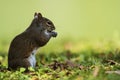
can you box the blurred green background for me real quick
[0,0,120,53]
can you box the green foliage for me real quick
[1,40,120,80]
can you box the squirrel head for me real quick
[27,12,57,38]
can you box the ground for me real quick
[1,40,120,80]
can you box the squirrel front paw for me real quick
[51,31,57,37]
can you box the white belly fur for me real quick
[27,48,37,68]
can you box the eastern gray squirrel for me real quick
[8,12,57,70]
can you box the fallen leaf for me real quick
[93,66,99,77]
[106,71,120,75]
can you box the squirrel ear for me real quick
[34,12,38,19]
[37,13,42,19]
[34,12,42,19]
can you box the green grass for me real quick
[1,39,120,80]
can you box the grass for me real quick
[1,39,120,80]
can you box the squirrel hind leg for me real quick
[8,58,31,71]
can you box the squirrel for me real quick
[8,12,57,70]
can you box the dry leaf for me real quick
[93,66,99,77]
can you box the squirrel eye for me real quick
[46,21,52,26]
